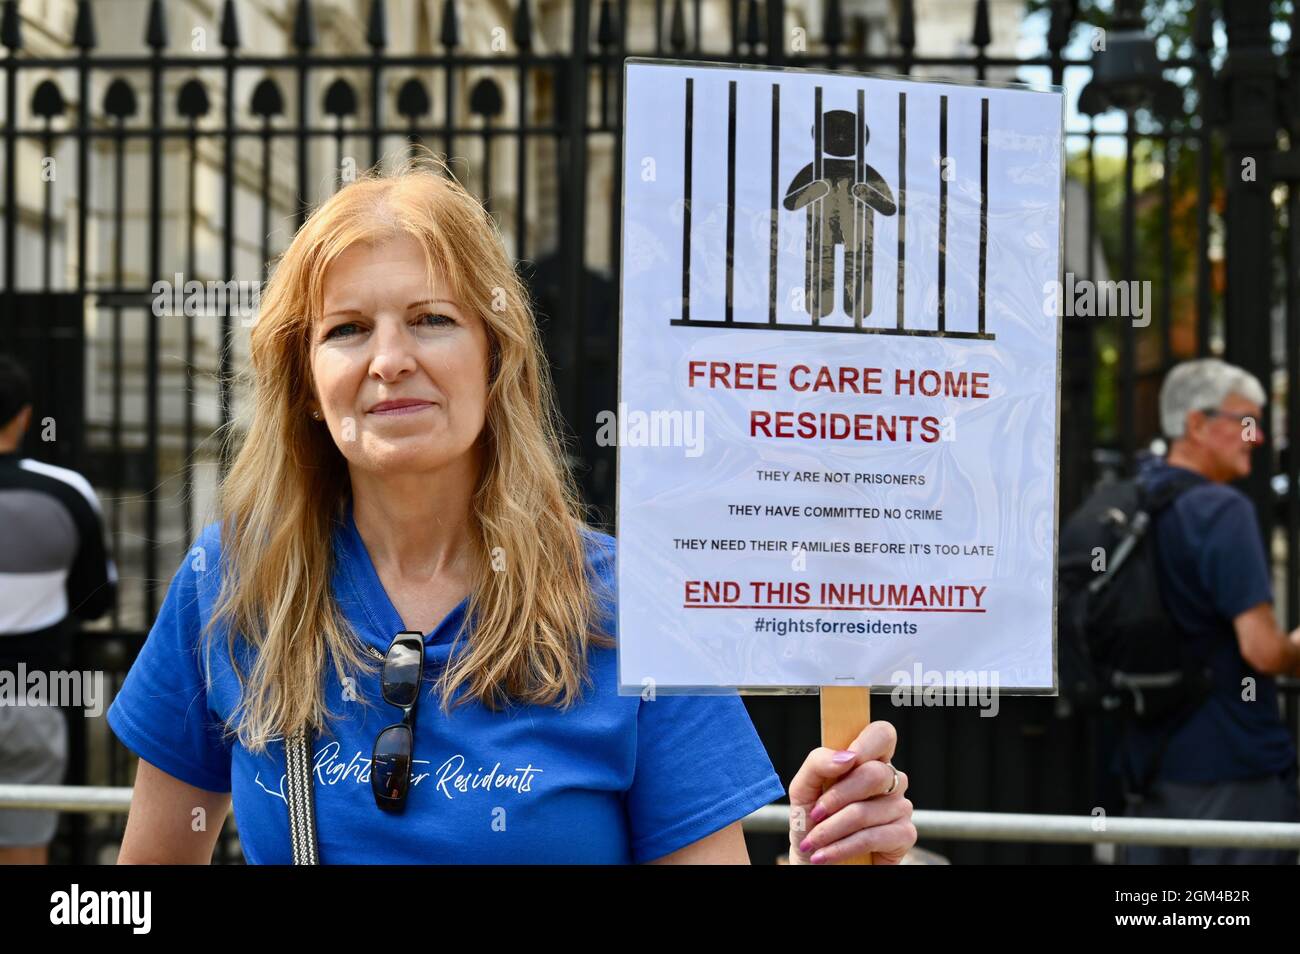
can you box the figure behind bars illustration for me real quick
[783,108,896,321]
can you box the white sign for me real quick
[615,59,1063,693]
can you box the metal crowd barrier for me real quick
[746,805,1300,848]
[4,785,1300,849]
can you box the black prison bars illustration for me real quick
[671,75,994,340]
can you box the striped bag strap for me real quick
[285,725,320,865]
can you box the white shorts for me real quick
[0,697,67,846]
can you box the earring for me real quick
[311,409,322,420]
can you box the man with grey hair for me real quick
[1117,357,1300,863]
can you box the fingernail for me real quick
[810,850,828,864]
[831,750,857,763]
[808,802,827,824]
[799,836,814,853]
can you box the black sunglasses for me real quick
[371,631,425,812]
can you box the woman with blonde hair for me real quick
[108,155,915,864]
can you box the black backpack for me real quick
[1058,473,1214,729]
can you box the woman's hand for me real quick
[787,720,916,865]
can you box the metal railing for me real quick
[6,784,1300,850]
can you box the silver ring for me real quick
[883,763,899,796]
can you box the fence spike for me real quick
[669,0,686,53]
[898,0,915,54]
[853,14,869,55]
[441,0,459,50]
[220,0,241,49]
[1193,0,1214,53]
[743,0,761,50]
[145,0,168,50]
[513,0,533,52]
[293,0,316,51]
[367,0,388,50]
[824,0,844,50]
[972,0,990,50]
[73,0,96,51]
[1047,0,1071,53]
[598,0,617,50]
[1,0,22,51]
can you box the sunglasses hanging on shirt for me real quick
[286,629,428,863]
[372,631,426,812]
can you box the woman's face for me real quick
[310,234,491,478]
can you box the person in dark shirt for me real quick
[1118,358,1300,863]
[0,354,116,864]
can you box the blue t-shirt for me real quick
[1114,457,1296,784]
[107,510,786,863]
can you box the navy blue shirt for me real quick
[107,510,786,863]
[1114,457,1296,784]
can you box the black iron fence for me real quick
[2,0,1298,863]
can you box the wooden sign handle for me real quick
[819,685,873,865]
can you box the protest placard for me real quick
[616,59,1064,703]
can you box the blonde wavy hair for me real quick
[206,153,614,754]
